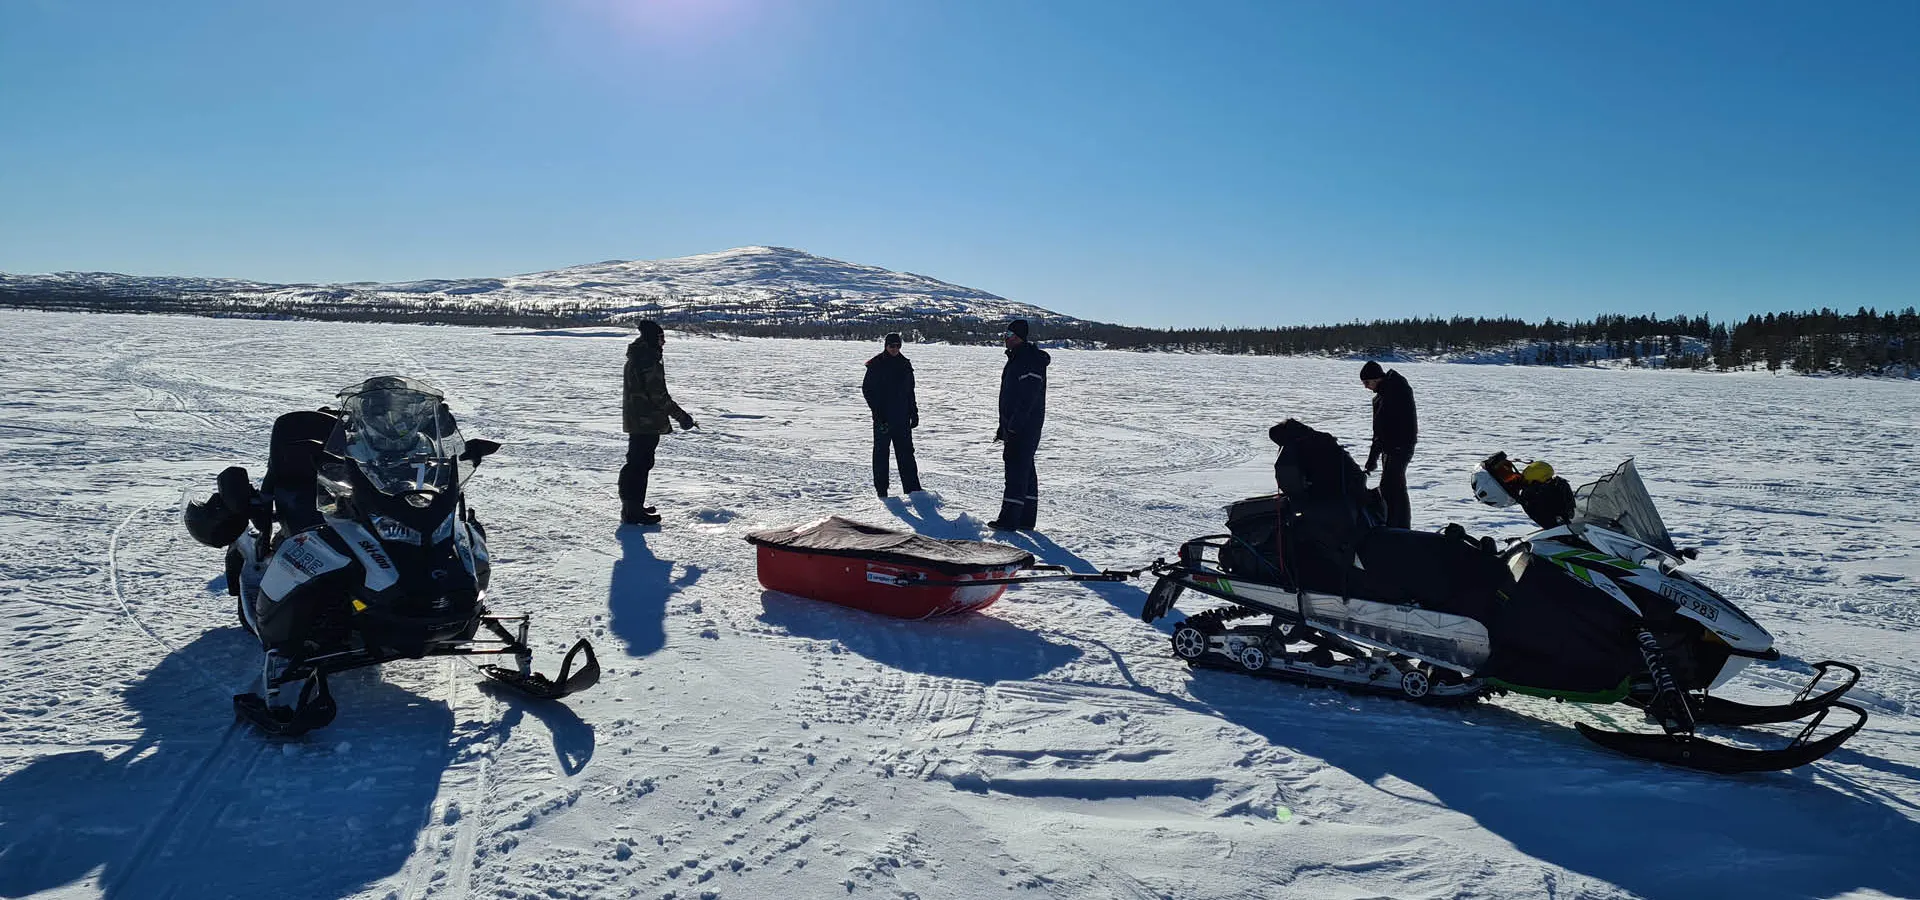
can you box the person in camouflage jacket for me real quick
[620,320,696,525]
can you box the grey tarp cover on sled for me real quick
[746,516,1035,575]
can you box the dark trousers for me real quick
[996,431,1040,528]
[1379,446,1413,529]
[619,432,660,517]
[872,423,922,495]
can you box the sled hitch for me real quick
[885,565,1146,588]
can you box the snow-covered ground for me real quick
[1,309,1916,900]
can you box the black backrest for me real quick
[264,410,339,533]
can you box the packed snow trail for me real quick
[1,310,1916,900]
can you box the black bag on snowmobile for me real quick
[1218,494,1285,579]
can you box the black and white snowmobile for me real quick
[1140,421,1866,773]
[185,376,598,736]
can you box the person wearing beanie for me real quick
[619,319,698,526]
[1360,360,1417,529]
[862,332,923,497]
[989,319,1050,531]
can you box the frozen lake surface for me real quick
[1,309,1915,900]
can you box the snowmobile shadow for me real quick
[608,529,704,658]
[479,683,596,776]
[0,629,453,899]
[1183,672,1920,900]
[755,591,1082,684]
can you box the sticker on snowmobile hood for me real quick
[261,531,351,603]
[329,518,401,594]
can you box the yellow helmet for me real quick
[1521,460,1555,484]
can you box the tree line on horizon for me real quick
[2,284,1914,377]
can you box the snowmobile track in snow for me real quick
[397,661,497,900]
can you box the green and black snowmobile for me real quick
[1141,421,1865,774]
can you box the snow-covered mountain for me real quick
[0,246,1076,327]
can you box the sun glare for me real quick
[567,0,760,47]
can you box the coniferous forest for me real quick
[2,284,1914,377]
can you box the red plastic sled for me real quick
[747,517,1036,619]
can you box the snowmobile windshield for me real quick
[334,376,468,497]
[1572,459,1678,556]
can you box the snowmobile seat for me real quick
[1353,528,1510,621]
[264,409,339,534]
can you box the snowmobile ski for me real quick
[480,638,602,700]
[1687,661,1860,727]
[1574,701,1867,774]
[233,666,338,738]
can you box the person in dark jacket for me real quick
[620,320,696,526]
[862,333,923,498]
[989,319,1050,531]
[1360,360,1417,529]
[1268,418,1378,591]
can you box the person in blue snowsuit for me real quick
[989,319,1050,531]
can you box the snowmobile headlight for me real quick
[372,515,423,544]
[404,492,435,509]
[433,511,457,544]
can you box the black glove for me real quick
[909,413,919,429]
[1364,447,1379,474]
[876,421,889,435]
[993,427,1006,443]
[675,412,697,431]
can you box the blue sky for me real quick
[2,0,1915,327]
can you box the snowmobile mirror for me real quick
[461,439,502,464]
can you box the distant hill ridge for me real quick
[3,249,1915,377]
[0,245,1073,330]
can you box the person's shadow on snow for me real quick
[0,629,453,900]
[881,491,984,541]
[607,527,703,658]
[997,529,1165,627]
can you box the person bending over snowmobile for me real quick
[863,332,923,498]
[1267,418,1385,589]
[621,320,697,526]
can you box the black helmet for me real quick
[185,494,247,548]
